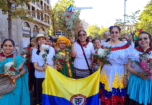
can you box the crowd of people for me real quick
[0,26,152,105]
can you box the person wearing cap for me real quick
[54,37,74,78]
[32,34,55,105]
[46,36,53,47]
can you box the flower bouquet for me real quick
[92,47,112,65]
[40,45,49,66]
[53,52,69,70]
[21,47,30,63]
[53,51,72,77]
[135,53,152,79]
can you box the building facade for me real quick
[0,0,51,49]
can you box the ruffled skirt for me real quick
[100,64,127,105]
[127,74,152,105]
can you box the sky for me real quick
[51,0,150,27]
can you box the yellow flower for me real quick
[59,52,66,56]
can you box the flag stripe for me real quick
[42,93,99,105]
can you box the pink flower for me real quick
[140,60,149,72]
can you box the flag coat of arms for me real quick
[42,66,100,105]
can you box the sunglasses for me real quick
[78,34,86,37]
[110,31,119,34]
[138,37,148,41]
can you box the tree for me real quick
[86,25,100,38]
[135,0,152,33]
[50,0,81,38]
[98,27,109,39]
[73,19,84,37]
[50,0,75,36]
[0,0,39,38]
[115,10,140,34]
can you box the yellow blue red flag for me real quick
[42,66,100,105]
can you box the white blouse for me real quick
[32,47,55,78]
[74,42,94,69]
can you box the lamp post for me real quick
[124,0,127,33]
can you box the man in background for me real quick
[101,32,109,44]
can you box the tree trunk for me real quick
[7,1,12,39]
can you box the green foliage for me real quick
[86,25,100,38]
[136,0,152,33]
[115,10,140,34]
[0,0,38,16]
[49,0,75,36]
[0,0,39,38]
[86,25,108,39]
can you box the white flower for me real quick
[23,54,27,58]
[4,62,14,70]
[41,44,49,50]
[98,48,105,57]
[39,51,45,55]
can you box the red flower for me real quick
[10,67,15,71]
[64,22,66,25]
[95,51,98,53]
[58,59,62,62]
[26,47,31,51]
[138,29,143,32]
[59,16,62,18]
[66,15,70,17]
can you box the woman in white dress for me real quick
[32,34,55,105]
[126,31,152,105]
[100,26,130,105]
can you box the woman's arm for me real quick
[11,66,26,79]
[127,59,149,79]
[70,37,76,57]
[33,62,45,71]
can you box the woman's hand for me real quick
[97,60,103,66]
[123,76,128,87]
[90,63,95,68]
[69,37,75,44]
[11,75,20,80]
[137,72,150,80]
[57,64,62,70]
[43,64,48,71]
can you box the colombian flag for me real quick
[42,66,100,105]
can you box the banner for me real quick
[42,66,100,105]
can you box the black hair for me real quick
[29,37,35,47]
[48,36,53,42]
[138,31,152,46]
[109,26,121,33]
[53,38,58,43]
[1,39,15,48]
[92,38,101,43]
[77,30,89,43]
[36,44,49,55]
[106,38,111,42]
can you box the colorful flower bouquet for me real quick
[135,53,152,79]
[92,47,112,65]
[53,52,69,70]
[4,57,18,76]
